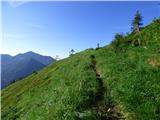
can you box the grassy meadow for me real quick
[1,19,160,120]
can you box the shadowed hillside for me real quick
[1,51,56,89]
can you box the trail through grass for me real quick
[75,55,124,120]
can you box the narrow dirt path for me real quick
[90,55,125,120]
[90,55,105,106]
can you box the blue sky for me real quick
[2,1,159,58]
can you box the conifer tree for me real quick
[131,10,143,33]
[69,49,75,56]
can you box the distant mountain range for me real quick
[1,51,56,89]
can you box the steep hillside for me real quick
[95,19,160,120]
[1,20,160,120]
[1,51,56,89]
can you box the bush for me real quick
[33,71,38,74]
[111,33,125,47]
[111,33,127,52]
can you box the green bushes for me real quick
[111,33,125,47]
[111,33,129,53]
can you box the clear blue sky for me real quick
[2,1,159,58]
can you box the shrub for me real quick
[33,71,38,74]
[111,33,126,52]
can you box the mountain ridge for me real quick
[1,51,56,89]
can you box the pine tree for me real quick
[69,49,75,56]
[96,43,100,50]
[131,10,143,33]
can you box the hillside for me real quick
[1,19,160,120]
[1,51,56,89]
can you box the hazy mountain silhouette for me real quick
[1,51,56,89]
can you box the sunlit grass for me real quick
[2,19,160,120]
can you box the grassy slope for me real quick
[2,20,160,120]
[95,19,160,119]
[2,50,100,120]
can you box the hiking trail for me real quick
[90,55,125,120]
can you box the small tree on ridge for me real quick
[69,49,75,56]
[131,10,143,33]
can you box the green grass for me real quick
[2,19,160,120]
[95,19,160,119]
[2,50,99,120]
[95,46,160,120]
